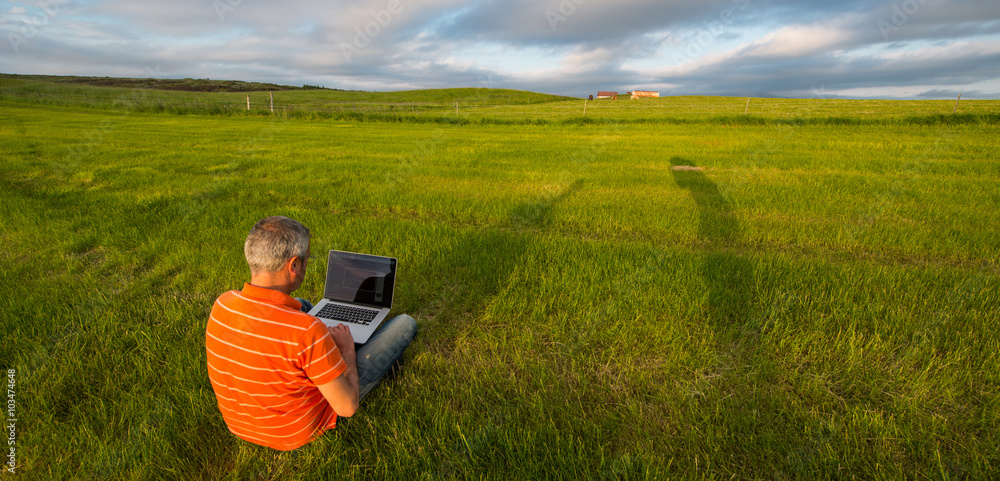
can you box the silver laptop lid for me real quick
[322,250,396,309]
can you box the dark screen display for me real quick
[322,251,396,308]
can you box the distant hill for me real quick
[0,74,576,103]
[0,73,331,93]
[0,73,577,116]
[0,73,576,104]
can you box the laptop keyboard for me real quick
[316,303,379,326]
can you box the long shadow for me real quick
[667,162,855,473]
[669,156,755,329]
[509,179,585,229]
[417,179,586,338]
[430,228,533,323]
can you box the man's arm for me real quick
[317,324,360,417]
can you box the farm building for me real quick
[630,90,659,99]
[596,91,618,99]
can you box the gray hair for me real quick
[244,216,311,275]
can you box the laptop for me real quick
[307,250,397,344]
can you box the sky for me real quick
[2,0,999,98]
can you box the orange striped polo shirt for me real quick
[206,283,347,451]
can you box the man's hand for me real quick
[327,324,356,364]
[317,324,360,417]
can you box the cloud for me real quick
[0,0,998,98]
[736,23,855,58]
[916,88,977,98]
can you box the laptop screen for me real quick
[323,250,396,308]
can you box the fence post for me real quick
[744,97,750,115]
[270,91,274,113]
[246,94,250,111]
[583,98,588,117]
[952,94,961,114]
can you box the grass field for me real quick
[0,74,574,117]
[4,74,999,121]
[1,85,999,479]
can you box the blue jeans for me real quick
[355,314,417,400]
[297,298,417,401]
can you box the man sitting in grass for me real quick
[206,215,417,451]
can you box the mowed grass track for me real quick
[1,102,999,479]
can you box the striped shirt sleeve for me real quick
[299,320,347,386]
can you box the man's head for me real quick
[245,216,312,281]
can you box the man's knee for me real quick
[394,314,417,342]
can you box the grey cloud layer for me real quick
[1,0,998,97]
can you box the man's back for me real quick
[206,283,346,451]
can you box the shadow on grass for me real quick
[428,178,584,325]
[668,157,843,475]
[509,179,585,229]
[407,177,587,376]
[669,156,755,329]
[435,229,534,320]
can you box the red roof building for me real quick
[630,90,660,99]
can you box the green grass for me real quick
[3,74,998,122]
[1,94,999,479]
[0,75,574,117]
